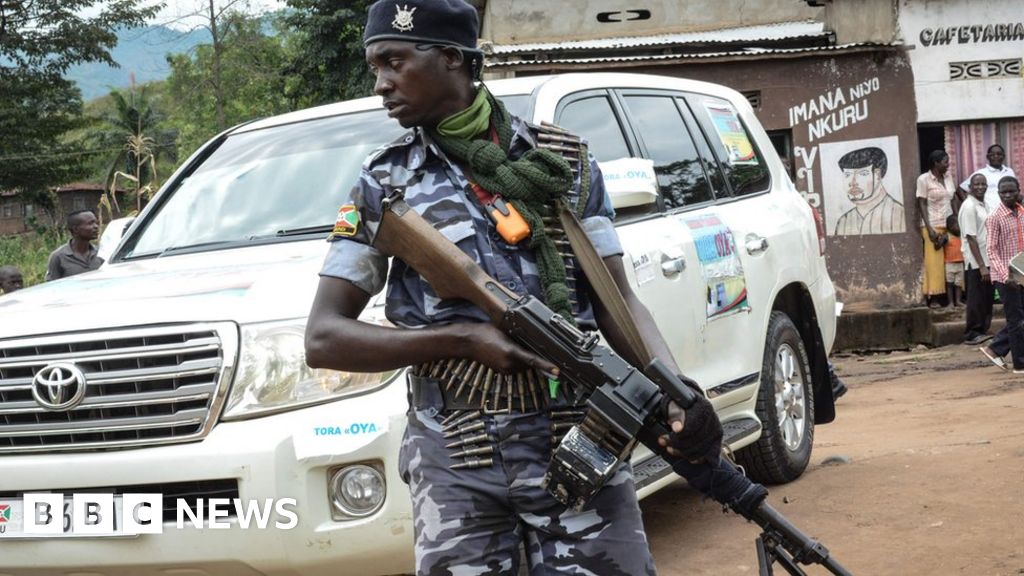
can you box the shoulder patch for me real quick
[330,205,360,238]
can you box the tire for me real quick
[735,311,815,484]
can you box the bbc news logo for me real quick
[0,494,298,536]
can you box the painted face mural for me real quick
[820,136,906,237]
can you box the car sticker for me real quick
[680,213,750,319]
[703,101,758,166]
[630,250,657,286]
[293,419,390,460]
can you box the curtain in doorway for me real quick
[945,119,1024,183]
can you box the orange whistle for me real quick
[488,198,530,244]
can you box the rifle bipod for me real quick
[746,501,852,576]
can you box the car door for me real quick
[615,89,764,392]
[684,94,809,383]
[552,88,754,392]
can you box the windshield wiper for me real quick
[158,239,253,257]
[274,225,334,237]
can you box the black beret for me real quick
[363,0,481,53]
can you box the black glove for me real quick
[664,375,723,463]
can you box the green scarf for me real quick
[437,88,491,139]
[428,88,577,322]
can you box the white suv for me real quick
[0,73,836,575]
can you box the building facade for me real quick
[899,0,1024,189]
[0,183,123,236]
[481,0,924,309]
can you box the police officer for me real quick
[305,1,722,573]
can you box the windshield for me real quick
[121,94,532,260]
[122,108,403,259]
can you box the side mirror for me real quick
[97,217,135,263]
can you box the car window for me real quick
[690,96,771,197]
[620,94,714,210]
[122,109,403,258]
[556,95,631,162]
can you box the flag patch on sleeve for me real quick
[332,204,360,237]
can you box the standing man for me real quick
[304,1,721,573]
[0,265,23,294]
[984,176,1024,374]
[960,144,1016,213]
[834,146,905,236]
[45,209,104,281]
[960,173,993,345]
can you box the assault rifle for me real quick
[373,195,852,576]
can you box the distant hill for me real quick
[67,25,211,101]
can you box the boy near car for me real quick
[960,173,993,344]
[959,144,1016,213]
[943,213,964,308]
[45,209,104,281]
[303,1,722,573]
[983,176,1024,373]
[0,265,23,294]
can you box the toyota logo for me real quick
[32,363,87,411]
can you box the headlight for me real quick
[222,319,400,420]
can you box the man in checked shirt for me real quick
[985,176,1024,373]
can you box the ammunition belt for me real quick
[438,406,587,470]
[411,359,581,413]
[535,121,588,319]
[427,122,592,472]
[410,357,589,471]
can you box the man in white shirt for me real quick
[959,173,993,345]
[960,144,1016,213]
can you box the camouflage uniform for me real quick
[321,116,657,575]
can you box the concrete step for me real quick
[931,317,1007,347]
[835,304,1008,352]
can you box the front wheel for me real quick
[735,311,815,484]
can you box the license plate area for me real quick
[0,494,133,539]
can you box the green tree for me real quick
[0,0,161,214]
[166,11,291,158]
[93,86,178,218]
[280,0,374,109]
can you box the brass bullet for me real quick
[527,370,542,409]
[471,366,492,405]
[457,362,483,398]
[516,373,527,412]
[445,432,491,449]
[450,457,493,470]
[550,410,586,419]
[443,420,485,439]
[441,410,481,432]
[450,445,495,459]
[439,409,465,427]
[551,422,575,433]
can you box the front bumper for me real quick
[0,379,415,576]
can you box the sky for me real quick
[81,0,286,30]
[154,0,285,30]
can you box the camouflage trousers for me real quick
[399,378,657,576]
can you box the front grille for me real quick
[0,323,238,453]
[0,479,240,523]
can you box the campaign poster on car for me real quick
[682,213,749,319]
[703,101,757,165]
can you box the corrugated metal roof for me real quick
[485,42,900,68]
[486,20,827,55]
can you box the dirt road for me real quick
[642,344,1024,575]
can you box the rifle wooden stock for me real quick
[372,199,519,324]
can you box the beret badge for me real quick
[392,4,416,32]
